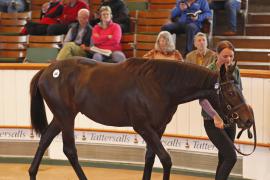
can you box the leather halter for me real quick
[215,80,257,156]
[214,80,247,128]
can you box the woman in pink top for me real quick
[91,6,126,63]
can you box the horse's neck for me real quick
[125,59,218,104]
[169,67,218,105]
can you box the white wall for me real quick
[0,69,269,143]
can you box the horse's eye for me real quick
[228,92,234,96]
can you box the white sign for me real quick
[0,128,220,154]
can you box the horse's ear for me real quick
[220,64,227,81]
[227,59,237,76]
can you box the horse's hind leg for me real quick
[62,124,87,180]
[136,126,171,180]
[29,118,61,180]
[143,145,155,180]
[143,127,166,180]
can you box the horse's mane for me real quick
[124,58,218,90]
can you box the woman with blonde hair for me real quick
[91,6,126,63]
[143,31,183,61]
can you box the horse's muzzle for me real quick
[236,118,253,129]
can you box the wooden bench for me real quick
[148,0,175,10]
[136,10,171,34]
[29,0,48,11]
[24,35,64,63]
[30,10,41,23]
[0,19,27,26]
[213,36,270,70]
[0,11,31,20]
[211,0,248,35]
[0,26,24,35]
[27,35,64,48]
[134,34,157,57]
[0,11,31,35]
[121,33,135,58]
[213,35,270,49]
[0,35,27,62]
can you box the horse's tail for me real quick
[30,69,48,135]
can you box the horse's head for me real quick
[217,61,254,131]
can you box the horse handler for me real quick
[200,40,242,180]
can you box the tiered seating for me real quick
[0,34,64,63]
[0,12,31,35]
[212,0,248,35]
[134,34,156,57]
[211,1,270,70]
[2,0,266,70]
[148,0,175,10]
[136,10,170,34]
[0,35,27,62]
[24,35,64,63]
[121,34,135,58]
[27,35,63,48]
[128,10,170,57]
[89,0,101,14]
[246,13,270,36]
[30,10,41,23]
[29,0,48,11]
[213,36,270,70]
[126,0,148,11]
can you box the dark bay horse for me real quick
[29,57,254,180]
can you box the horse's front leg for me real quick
[136,125,171,180]
[29,118,61,180]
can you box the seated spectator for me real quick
[21,0,63,35]
[143,31,183,61]
[89,0,130,33]
[161,0,212,54]
[91,6,126,63]
[47,0,89,35]
[56,9,92,60]
[185,32,216,66]
[208,0,241,36]
[0,0,27,13]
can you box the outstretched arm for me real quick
[199,99,224,129]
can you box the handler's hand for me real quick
[213,114,224,129]
[80,44,89,51]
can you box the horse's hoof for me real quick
[30,176,36,180]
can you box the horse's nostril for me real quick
[246,119,253,127]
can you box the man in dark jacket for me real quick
[47,0,89,35]
[56,8,93,60]
[90,0,130,33]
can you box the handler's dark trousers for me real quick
[204,120,237,180]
